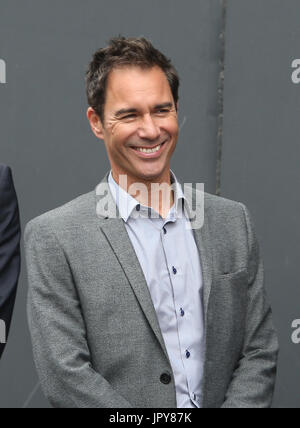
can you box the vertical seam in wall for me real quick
[216,0,227,196]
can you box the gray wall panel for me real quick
[221,0,300,408]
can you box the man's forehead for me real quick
[106,66,171,96]
[103,66,174,118]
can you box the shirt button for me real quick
[172,266,177,274]
[186,350,191,359]
[180,308,185,317]
[136,204,141,211]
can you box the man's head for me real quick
[86,37,180,186]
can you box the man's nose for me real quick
[137,114,160,141]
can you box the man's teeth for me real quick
[136,144,162,153]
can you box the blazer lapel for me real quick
[95,172,171,363]
[192,218,213,324]
[184,184,213,324]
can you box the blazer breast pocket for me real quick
[218,267,248,280]
[216,268,248,311]
[209,268,249,356]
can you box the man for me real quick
[24,37,279,408]
[0,164,21,359]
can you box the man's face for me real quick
[88,66,179,184]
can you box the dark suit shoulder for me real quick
[0,164,12,187]
[0,163,9,172]
[0,165,18,213]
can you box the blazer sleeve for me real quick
[24,219,133,408]
[222,203,279,408]
[0,166,21,359]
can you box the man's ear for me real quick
[87,107,105,140]
[176,101,179,112]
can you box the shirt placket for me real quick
[160,217,200,408]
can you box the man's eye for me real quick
[122,114,136,119]
[157,109,170,114]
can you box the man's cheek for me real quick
[107,120,121,135]
[167,114,179,132]
[108,120,135,137]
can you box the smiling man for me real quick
[24,37,279,408]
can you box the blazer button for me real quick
[160,373,171,384]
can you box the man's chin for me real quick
[132,166,167,182]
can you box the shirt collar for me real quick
[108,169,187,223]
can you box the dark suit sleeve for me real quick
[0,166,21,359]
[222,204,279,408]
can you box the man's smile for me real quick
[129,139,168,158]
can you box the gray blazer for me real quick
[24,171,279,408]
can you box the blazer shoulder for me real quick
[24,190,95,238]
[185,183,244,211]
[204,191,245,210]
[0,165,17,209]
[202,191,247,224]
[0,164,12,182]
[0,163,9,171]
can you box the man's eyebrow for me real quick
[114,108,138,118]
[153,102,174,110]
[114,103,174,118]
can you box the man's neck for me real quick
[112,169,175,219]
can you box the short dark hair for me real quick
[85,36,180,124]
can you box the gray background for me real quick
[221,0,300,408]
[0,0,298,407]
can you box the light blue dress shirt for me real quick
[108,169,205,408]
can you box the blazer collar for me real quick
[107,168,189,223]
[95,170,199,225]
